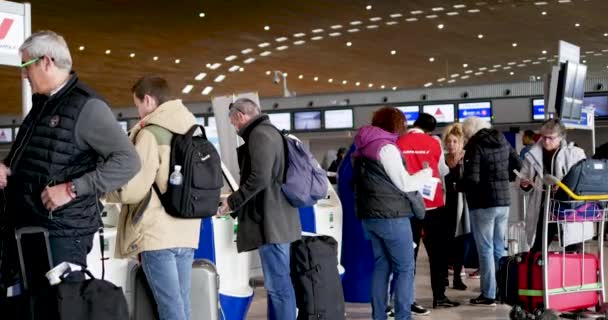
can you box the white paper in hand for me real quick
[419,177,440,201]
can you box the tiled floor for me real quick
[247,246,512,319]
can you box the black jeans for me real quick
[48,234,94,282]
[412,207,449,300]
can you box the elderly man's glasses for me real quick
[20,57,42,68]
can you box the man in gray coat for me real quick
[219,98,301,320]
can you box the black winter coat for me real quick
[461,128,521,209]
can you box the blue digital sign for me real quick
[457,102,492,122]
[532,99,545,120]
[396,106,419,125]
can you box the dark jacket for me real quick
[461,128,521,209]
[5,75,102,237]
[227,115,301,252]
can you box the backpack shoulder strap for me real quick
[261,123,289,183]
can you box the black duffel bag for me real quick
[554,158,608,200]
[290,235,345,320]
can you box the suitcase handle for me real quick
[15,226,50,240]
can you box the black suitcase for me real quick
[496,253,525,306]
[290,235,345,320]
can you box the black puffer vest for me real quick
[5,74,101,237]
[353,157,414,219]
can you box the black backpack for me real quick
[554,158,608,200]
[290,235,345,320]
[148,124,223,218]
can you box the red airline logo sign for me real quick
[0,18,15,40]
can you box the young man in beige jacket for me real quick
[107,76,200,320]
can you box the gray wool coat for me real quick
[227,115,302,252]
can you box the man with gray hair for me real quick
[0,30,139,286]
[458,116,520,306]
[219,98,301,320]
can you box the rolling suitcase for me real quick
[496,253,525,306]
[131,259,219,320]
[518,252,599,313]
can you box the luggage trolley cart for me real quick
[511,174,608,320]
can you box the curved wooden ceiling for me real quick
[0,0,607,114]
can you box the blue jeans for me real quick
[141,248,195,320]
[470,207,509,299]
[259,243,297,320]
[362,217,415,320]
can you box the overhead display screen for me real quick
[268,113,292,131]
[324,109,353,129]
[458,102,492,122]
[422,104,455,123]
[294,111,321,130]
[396,106,419,125]
[582,95,608,118]
[532,99,545,120]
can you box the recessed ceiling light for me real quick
[294,40,306,45]
[355,82,360,86]
[604,33,608,37]
[350,21,362,25]
[542,50,547,54]
[451,73,460,78]
[258,42,270,48]
[479,67,487,71]
[199,12,205,18]
[463,63,468,68]
[429,57,435,62]
[477,34,484,39]
[411,10,424,15]
[275,37,288,42]
[541,11,547,15]
[208,63,221,70]
[312,29,324,33]
[406,18,418,22]
[468,9,480,13]
[214,75,226,83]
[392,86,397,91]
[437,24,444,29]
[329,32,341,37]
[276,45,289,51]
[447,12,459,16]
[129,53,135,58]
[264,25,270,31]
[390,50,397,55]
[260,51,272,56]
[369,17,382,22]
[244,57,255,64]
[380,85,385,89]
[202,86,213,95]
[534,1,548,5]
[182,85,193,94]
[390,13,403,18]
[298,75,303,79]
[454,4,466,8]
[426,15,439,19]
[153,56,158,61]
[424,82,433,87]
[386,21,399,26]
[241,48,253,54]
[448,79,456,83]
[174,59,180,64]
[195,73,207,81]
[537,76,542,80]
[342,80,348,85]
[575,23,580,28]
[328,78,333,83]
[311,36,323,41]
[366,5,372,10]
[432,7,444,11]
[512,43,518,47]
[314,76,319,81]
[105,49,111,55]
[348,28,360,33]
[239,68,244,72]
[368,83,374,88]
[366,25,379,29]
[331,25,343,29]
[460,75,470,80]
[583,60,587,63]
[294,33,306,38]
[474,72,484,76]
[228,65,240,72]
[346,41,352,47]
[437,78,446,82]
[266,70,271,75]
[78,46,85,51]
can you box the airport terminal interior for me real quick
[4,0,608,319]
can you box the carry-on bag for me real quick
[497,253,525,306]
[291,235,345,320]
[517,252,599,313]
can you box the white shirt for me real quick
[378,144,432,193]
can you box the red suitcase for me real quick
[518,252,600,313]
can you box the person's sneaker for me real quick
[469,294,496,306]
[411,302,431,316]
[386,309,395,320]
[448,266,454,275]
[453,280,468,290]
[468,269,481,279]
[433,297,461,308]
